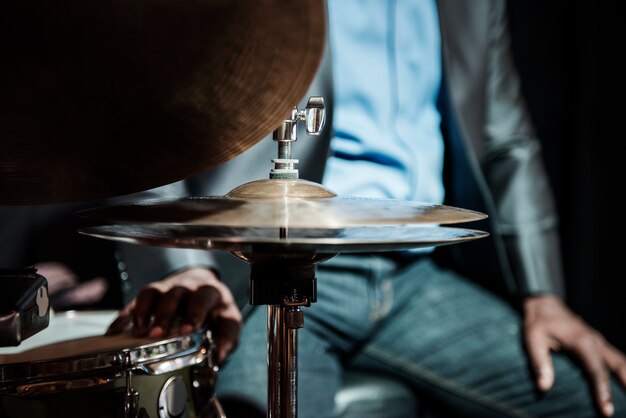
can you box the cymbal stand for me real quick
[248,97,325,418]
[249,258,320,418]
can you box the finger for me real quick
[132,287,161,337]
[214,323,241,364]
[525,327,555,391]
[106,313,132,335]
[167,321,182,338]
[149,287,189,339]
[603,343,626,389]
[575,336,613,416]
[106,300,136,335]
[211,303,242,364]
[180,286,221,335]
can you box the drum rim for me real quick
[0,328,213,385]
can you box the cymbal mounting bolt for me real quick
[271,97,325,180]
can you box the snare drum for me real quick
[0,311,224,418]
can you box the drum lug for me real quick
[191,364,217,414]
[120,352,140,418]
[124,388,140,418]
[113,386,141,418]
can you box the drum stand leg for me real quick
[249,259,318,418]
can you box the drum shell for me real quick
[0,368,219,418]
[0,366,217,418]
[0,311,221,418]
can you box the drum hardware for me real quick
[121,352,141,418]
[271,96,326,180]
[158,376,189,418]
[260,262,316,418]
[78,96,489,418]
[0,268,50,347]
[191,364,221,418]
[242,98,327,417]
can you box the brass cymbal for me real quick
[79,179,488,257]
[79,224,489,255]
[78,180,488,228]
[0,1,325,205]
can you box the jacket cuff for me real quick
[502,228,565,299]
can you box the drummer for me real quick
[107,2,626,418]
[4,1,624,418]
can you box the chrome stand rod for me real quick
[250,259,316,418]
[267,305,301,418]
[268,305,282,418]
[285,307,299,417]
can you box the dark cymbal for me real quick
[78,180,488,228]
[0,0,325,205]
[79,224,489,255]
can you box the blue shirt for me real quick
[324,0,444,204]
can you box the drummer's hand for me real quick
[523,294,626,417]
[107,267,241,364]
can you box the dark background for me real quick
[508,1,624,350]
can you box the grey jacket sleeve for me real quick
[481,0,565,297]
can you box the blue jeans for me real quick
[216,255,626,417]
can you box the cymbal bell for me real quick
[0,0,325,205]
